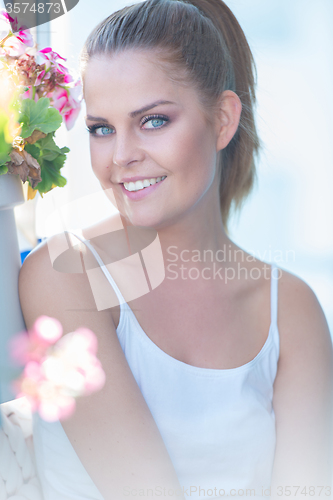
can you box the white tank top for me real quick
[32,232,280,500]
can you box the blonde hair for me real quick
[80,0,260,234]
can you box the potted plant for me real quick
[0,9,82,403]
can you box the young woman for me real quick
[19,0,333,499]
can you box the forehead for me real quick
[83,49,200,112]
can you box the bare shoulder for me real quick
[18,233,117,338]
[272,265,333,430]
[19,238,181,496]
[18,233,133,397]
[275,266,332,358]
[270,270,333,487]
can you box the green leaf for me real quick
[0,136,11,155]
[0,152,10,166]
[0,164,9,175]
[37,133,65,161]
[0,112,12,156]
[19,98,63,138]
[0,139,10,154]
[37,159,67,193]
[33,132,69,193]
[48,152,67,171]
[24,143,40,160]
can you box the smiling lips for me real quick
[123,176,167,192]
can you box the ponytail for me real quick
[187,0,260,233]
[80,0,260,233]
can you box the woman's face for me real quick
[83,49,221,229]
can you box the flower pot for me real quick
[0,173,26,404]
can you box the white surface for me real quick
[0,175,26,404]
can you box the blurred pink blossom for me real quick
[2,10,29,33]
[0,33,31,57]
[0,9,82,132]
[0,9,34,57]
[39,47,69,75]
[9,317,106,422]
[51,81,83,130]
[9,316,63,365]
[15,30,33,47]
[20,86,40,101]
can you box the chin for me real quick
[120,209,162,229]
[125,206,181,231]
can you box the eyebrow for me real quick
[86,100,175,122]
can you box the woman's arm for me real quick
[271,269,333,500]
[19,235,184,500]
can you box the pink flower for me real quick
[9,316,63,365]
[1,34,27,57]
[2,10,22,31]
[63,105,81,131]
[16,29,33,48]
[0,9,34,42]
[0,9,34,56]
[9,316,105,422]
[31,316,63,346]
[38,48,77,98]
[63,72,74,84]
[20,85,39,101]
[39,393,76,421]
[1,9,15,26]
[39,47,68,74]
[39,47,66,61]
[51,86,68,112]
[2,11,33,45]
[35,69,46,86]
[51,81,82,130]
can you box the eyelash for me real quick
[86,114,170,137]
[86,124,112,136]
[140,114,169,128]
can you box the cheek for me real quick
[90,141,111,180]
[173,123,216,181]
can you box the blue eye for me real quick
[87,125,113,136]
[97,126,113,136]
[141,115,169,130]
[87,114,169,136]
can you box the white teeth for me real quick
[124,176,166,192]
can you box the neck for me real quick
[157,208,231,268]
[121,186,234,271]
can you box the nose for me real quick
[112,129,144,167]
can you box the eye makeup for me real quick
[140,114,170,129]
[86,114,170,137]
[86,124,113,136]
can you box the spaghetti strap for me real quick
[66,230,128,307]
[270,263,279,327]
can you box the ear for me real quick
[215,90,242,152]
